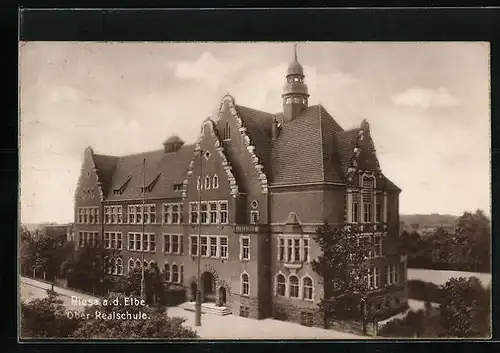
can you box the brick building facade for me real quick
[73,48,408,326]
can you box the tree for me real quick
[449,210,490,272]
[62,244,119,295]
[123,264,166,305]
[20,290,79,338]
[439,276,490,338]
[71,294,198,339]
[312,222,372,324]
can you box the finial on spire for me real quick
[294,43,298,61]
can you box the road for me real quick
[20,277,366,340]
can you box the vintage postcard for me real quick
[19,41,491,340]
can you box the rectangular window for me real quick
[164,234,170,253]
[293,239,300,262]
[149,205,156,224]
[110,233,116,249]
[387,264,399,285]
[163,204,171,224]
[172,235,179,254]
[136,205,142,224]
[190,235,199,256]
[210,237,218,257]
[128,206,135,224]
[367,267,380,290]
[200,236,208,257]
[278,238,285,261]
[201,203,208,224]
[362,176,374,223]
[373,235,382,257]
[189,202,198,224]
[363,202,372,223]
[287,239,293,262]
[135,233,141,251]
[104,233,110,249]
[172,204,180,224]
[219,201,228,224]
[173,183,183,191]
[143,233,149,252]
[352,193,360,223]
[375,194,382,223]
[220,237,228,259]
[78,232,84,247]
[209,202,218,223]
[117,233,122,250]
[78,207,99,224]
[150,234,156,252]
[241,237,250,260]
[303,239,310,262]
[250,211,259,224]
[129,233,134,251]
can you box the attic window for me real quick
[141,174,161,193]
[173,183,183,192]
[113,190,123,196]
[204,151,211,160]
[223,122,231,140]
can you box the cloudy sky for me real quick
[19,42,490,224]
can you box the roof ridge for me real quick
[235,104,275,117]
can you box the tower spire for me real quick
[282,44,309,122]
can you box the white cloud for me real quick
[391,87,460,109]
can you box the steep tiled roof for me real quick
[269,104,346,185]
[89,98,400,199]
[234,105,274,178]
[94,144,196,201]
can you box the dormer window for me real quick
[173,183,183,192]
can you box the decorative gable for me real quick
[345,120,382,184]
[182,118,239,198]
[75,146,105,203]
[219,94,269,194]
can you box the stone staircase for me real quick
[179,301,232,316]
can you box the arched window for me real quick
[197,176,201,190]
[276,274,286,296]
[303,277,313,300]
[204,176,211,190]
[143,260,148,268]
[213,175,219,189]
[164,264,170,282]
[115,258,123,275]
[135,259,141,268]
[128,259,135,273]
[289,275,299,298]
[110,258,116,275]
[172,264,179,283]
[224,121,231,140]
[241,273,249,296]
[179,265,184,284]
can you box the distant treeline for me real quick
[400,210,490,273]
[400,214,458,227]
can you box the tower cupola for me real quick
[282,44,309,122]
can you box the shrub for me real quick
[407,280,443,304]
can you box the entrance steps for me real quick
[179,301,232,316]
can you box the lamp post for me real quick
[360,298,367,335]
[195,148,203,327]
[140,158,146,302]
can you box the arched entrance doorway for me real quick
[218,286,227,306]
[201,272,215,302]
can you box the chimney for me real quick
[272,116,280,141]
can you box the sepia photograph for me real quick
[19,41,491,340]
